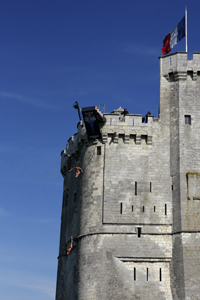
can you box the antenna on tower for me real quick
[73,101,82,122]
[98,104,106,114]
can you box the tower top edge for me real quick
[159,51,200,60]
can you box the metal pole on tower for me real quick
[185,5,188,53]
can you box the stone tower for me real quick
[56,52,200,300]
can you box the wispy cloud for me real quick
[122,42,159,56]
[28,218,57,224]
[0,270,55,299]
[0,207,9,217]
[0,91,58,110]
[21,282,55,299]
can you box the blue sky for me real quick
[0,0,199,299]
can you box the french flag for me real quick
[162,16,185,55]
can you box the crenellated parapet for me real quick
[61,110,155,175]
[60,121,88,176]
[160,52,200,81]
[101,111,154,145]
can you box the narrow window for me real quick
[187,70,193,80]
[134,268,136,281]
[171,185,173,191]
[142,206,145,212]
[97,146,101,155]
[147,268,149,281]
[73,193,76,202]
[74,266,76,283]
[133,119,134,126]
[135,182,137,195]
[150,182,152,193]
[185,115,191,125]
[154,206,156,212]
[137,227,141,238]
[169,72,174,82]
[132,205,134,211]
[165,204,167,215]
[120,203,122,214]
[160,268,162,281]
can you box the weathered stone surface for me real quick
[56,52,200,300]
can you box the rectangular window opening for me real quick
[135,182,137,195]
[134,268,136,281]
[171,185,173,191]
[137,227,141,238]
[165,204,167,215]
[185,115,191,125]
[97,146,101,155]
[154,206,156,212]
[147,268,149,281]
[187,70,193,80]
[73,193,76,202]
[120,203,123,214]
[160,268,162,281]
[142,206,145,212]
[132,205,134,212]
[150,182,152,193]
[169,72,174,82]
[74,266,76,283]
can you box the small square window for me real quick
[185,115,191,125]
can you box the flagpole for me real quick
[185,5,188,53]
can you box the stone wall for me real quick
[56,52,200,300]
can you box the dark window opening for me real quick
[119,134,124,142]
[187,70,193,80]
[150,182,152,193]
[165,204,167,215]
[132,205,134,211]
[169,72,174,82]
[154,206,156,212]
[160,268,162,281]
[147,268,149,281]
[135,182,137,195]
[74,266,76,283]
[97,146,101,155]
[142,206,145,212]
[134,268,136,281]
[171,185,173,191]
[73,193,76,202]
[185,115,191,125]
[137,227,142,238]
[120,203,123,214]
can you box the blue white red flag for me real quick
[162,16,185,55]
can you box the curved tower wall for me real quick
[56,52,200,300]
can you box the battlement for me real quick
[160,52,200,81]
[60,108,156,175]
